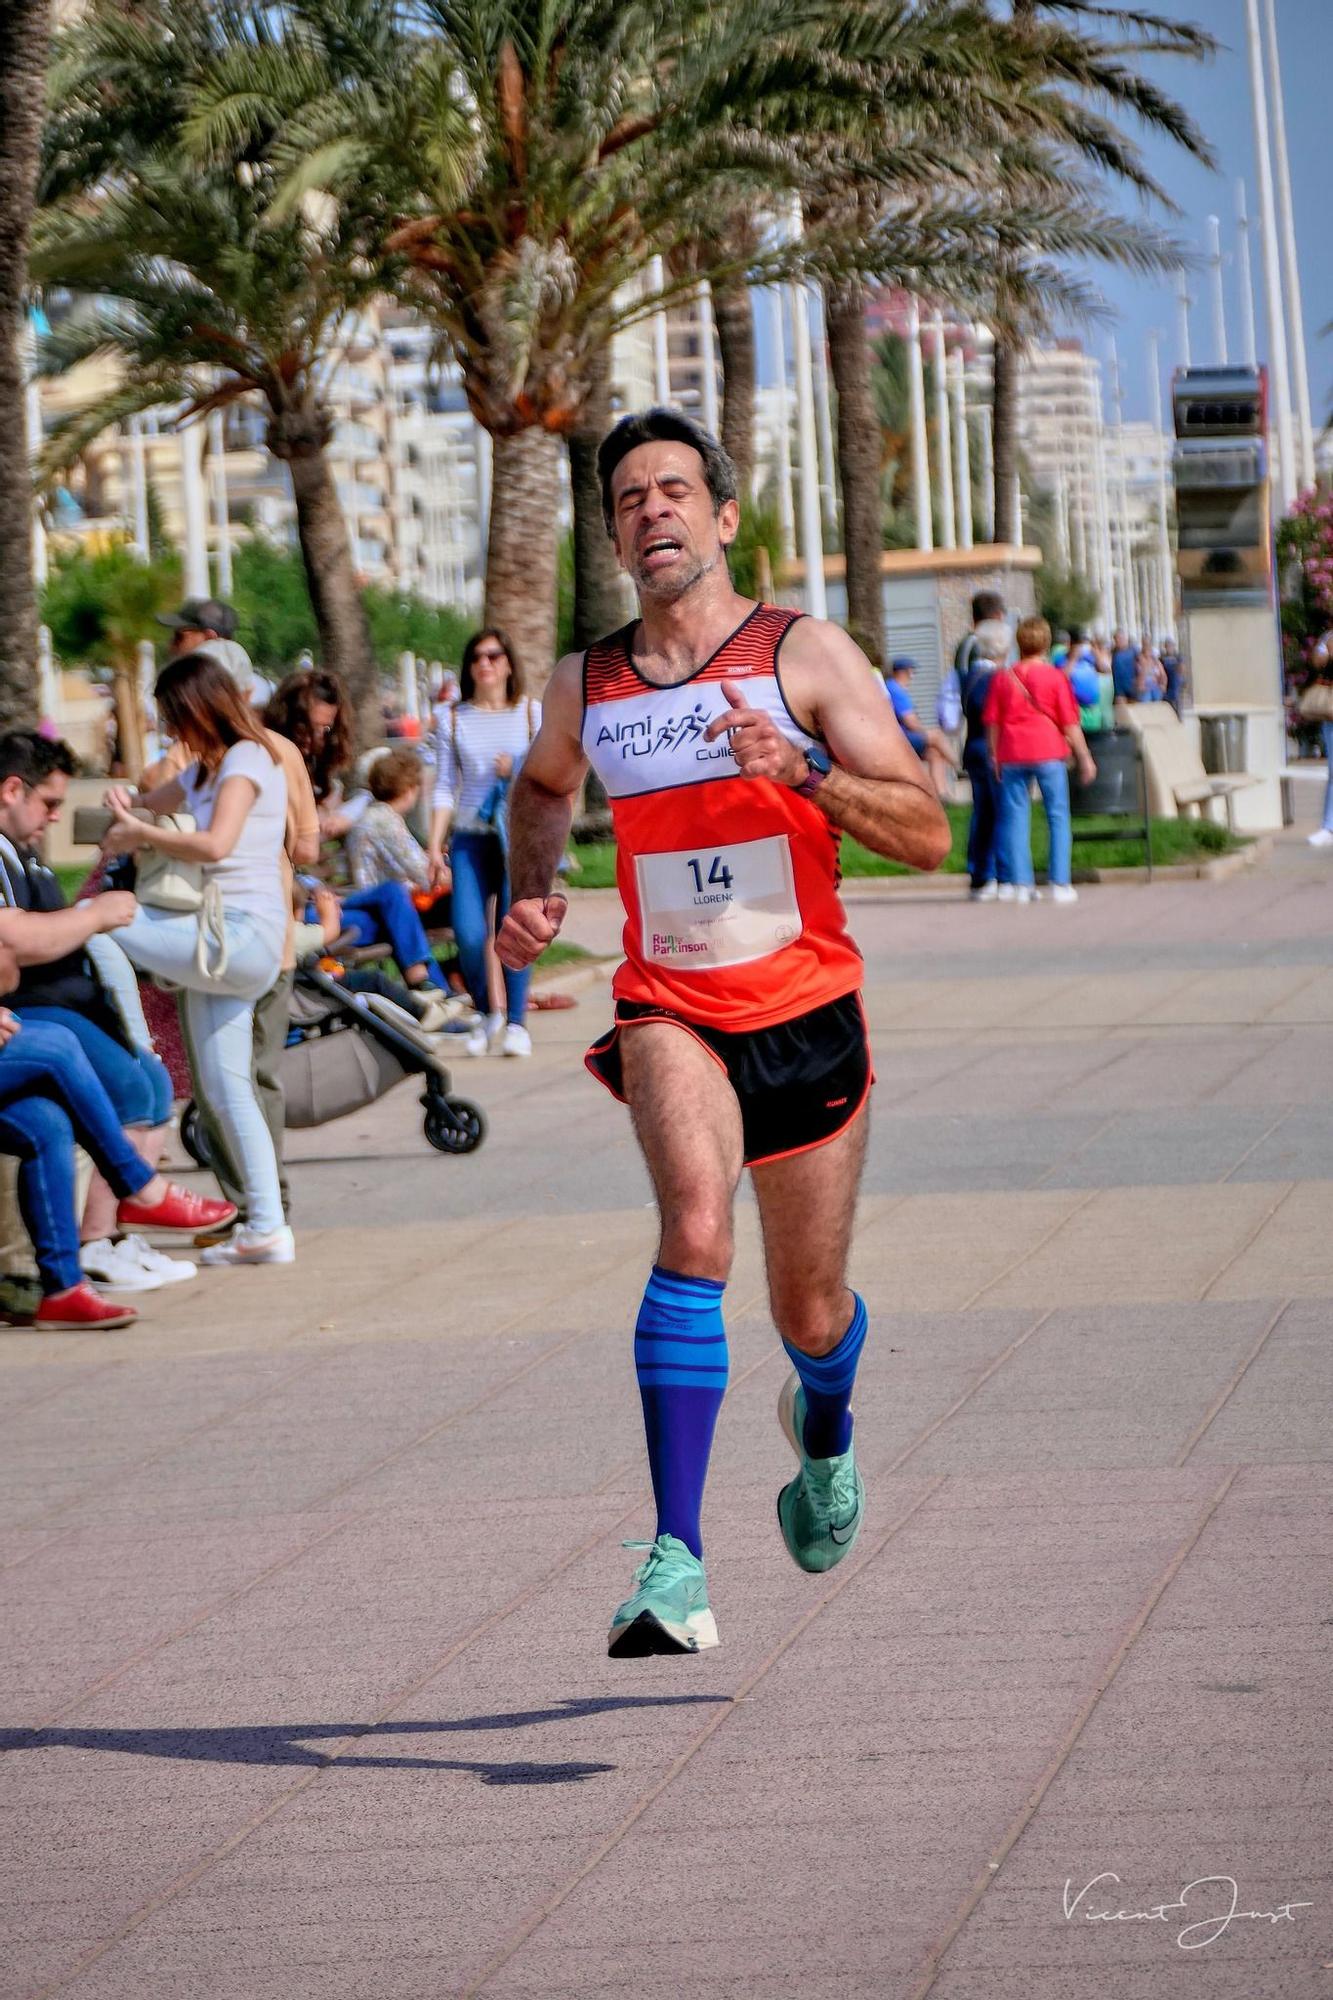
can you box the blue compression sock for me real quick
[782,1292,868,1459]
[634,1265,729,1560]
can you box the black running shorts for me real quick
[585,991,872,1167]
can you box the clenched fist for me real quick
[496,893,568,970]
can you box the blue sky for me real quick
[1092,0,1331,426]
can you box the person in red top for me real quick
[496,408,950,1657]
[984,615,1096,906]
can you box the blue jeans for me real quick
[17,1007,172,1127]
[117,904,286,1236]
[340,882,448,990]
[450,829,529,1024]
[999,760,1073,888]
[0,1021,155,1292]
[964,749,1007,888]
[1321,722,1333,833]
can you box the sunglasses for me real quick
[473,647,507,663]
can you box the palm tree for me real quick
[194,0,972,680]
[32,0,395,744]
[988,0,1215,545]
[0,0,52,728]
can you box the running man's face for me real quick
[609,441,740,605]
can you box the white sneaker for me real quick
[463,1020,491,1058]
[969,881,998,903]
[1308,828,1333,848]
[1015,886,1041,904]
[484,1009,507,1054]
[1051,884,1079,905]
[500,1022,532,1058]
[199,1225,296,1267]
[118,1235,197,1285]
[995,883,1017,903]
[81,1236,165,1293]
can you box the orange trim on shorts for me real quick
[582,1008,729,1106]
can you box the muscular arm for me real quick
[496,654,589,967]
[709,619,951,871]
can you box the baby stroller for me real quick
[178,958,486,1168]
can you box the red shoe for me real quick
[35,1282,138,1332]
[117,1184,238,1235]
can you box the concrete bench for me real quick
[1117,706,1259,833]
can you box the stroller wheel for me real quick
[423,1097,486,1155]
[178,1100,213,1170]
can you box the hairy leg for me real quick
[621,1022,744,1280]
[751,1105,869,1354]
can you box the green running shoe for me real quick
[607,1534,720,1657]
[776,1373,865,1573]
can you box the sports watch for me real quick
[794,743,833,798]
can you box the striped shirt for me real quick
[430,700,540,830]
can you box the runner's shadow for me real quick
[0,1694,729,1788]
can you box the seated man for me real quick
[0,731,186,1292]
[882,658,958,801]
[0,940,235,1330]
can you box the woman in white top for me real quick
[104,652,293,1265]
[427,629,541,1057]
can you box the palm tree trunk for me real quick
[713,277,756,497]
[825,275,884,666]
[485,427,562,687]
[284,445,381,749]
[991,331,1020,546]
[568,344,626,648]
[0,0,50,730]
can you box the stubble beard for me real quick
[630,542,724,608]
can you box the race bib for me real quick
[636,836,802,971]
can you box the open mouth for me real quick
[639,536,684,570]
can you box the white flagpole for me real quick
[767,286,796,562]
[788,271,826,618]
[1235,179,1259,370]
[1148,330,1174,652]
[649,256,671,404]
[809,286,837,531]
[129,416,150,560]
[907,300,933,552]
[1176,269,1193,370]
[1244,0,1296,513]
[1206,215,1228,363]
[178,420,210,598]
[697,284,720,437]
[208,409,232,596]
[930,311,956,548]
[1262,0,1315,492]
[951,347,973,548]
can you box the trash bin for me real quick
[1069,727,1141,815]
[1199,713,1246,774]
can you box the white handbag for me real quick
[135,814,204,913]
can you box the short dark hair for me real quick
[0,730,77,788]
[972,591,1005,625]
[597,408,737,534]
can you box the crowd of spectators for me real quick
[0,595,539,1330]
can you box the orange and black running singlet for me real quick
[581,602,863,1032]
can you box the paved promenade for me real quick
[3,832,1332,1998]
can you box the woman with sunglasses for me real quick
[427,629,540,1057]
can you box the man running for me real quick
[497,410,949,1656]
